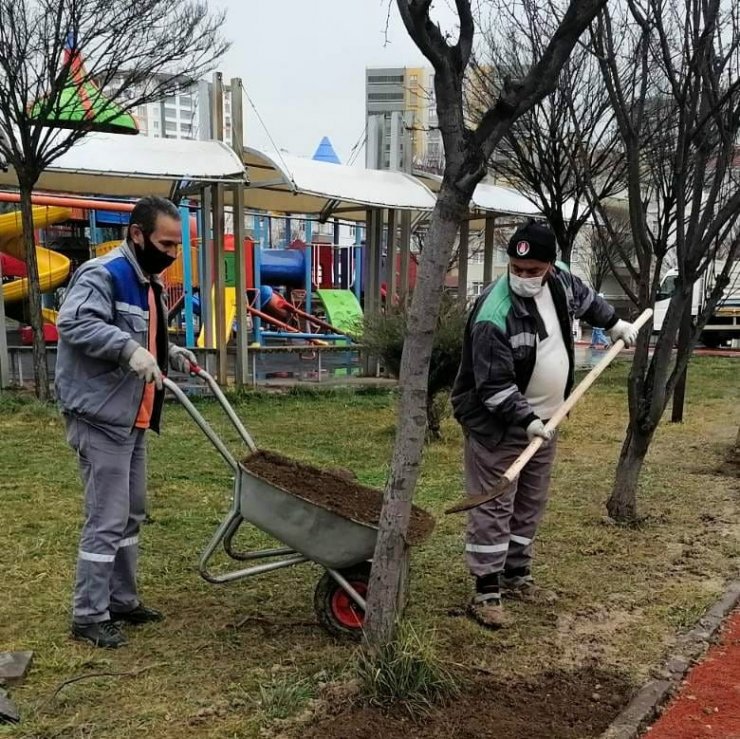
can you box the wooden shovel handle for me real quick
[499,308,653,485]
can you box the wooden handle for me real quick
[499,308,653,485]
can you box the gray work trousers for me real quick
[65,417,147,624]
[464,428,557,577]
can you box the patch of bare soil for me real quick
[299,666,633,739]
[241,450,435,544]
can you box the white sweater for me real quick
[524,284,569,420]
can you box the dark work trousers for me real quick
[464,427,558,577]
[65,417,147,624]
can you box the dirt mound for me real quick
[241,450,435,545]
[300,666,633,739]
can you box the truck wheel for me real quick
[700,332,722,349]
[314,562,371,639]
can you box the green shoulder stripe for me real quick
[555,260,570,273]
[474,277,511,330]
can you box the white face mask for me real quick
[509,272,546,298]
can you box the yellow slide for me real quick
[1,207,72,322]
[197,285,237,348]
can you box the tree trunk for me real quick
[19,182,49,401]
[364,184,466,646]
[606,423,654,521]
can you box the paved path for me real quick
[647,609,740,738]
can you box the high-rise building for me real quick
[365,66,440,171]
[112,74,233,142]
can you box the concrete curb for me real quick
[600,581,740,739]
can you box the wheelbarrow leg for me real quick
[223,514,297,562]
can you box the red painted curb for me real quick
[647,609,740,738]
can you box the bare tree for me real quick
[364,0,610,646]
[466,6,626,265]
[412,225,484,275]
[572,0,740,521]
[583,212,634,293]
[0,0,229,399]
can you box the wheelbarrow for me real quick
[163,367,379,638]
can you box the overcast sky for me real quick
[207,1,459,164]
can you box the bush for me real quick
[362,293,468,439]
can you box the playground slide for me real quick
[0,206,72,249]
[2,246,71,304]
[0,206,72,322]
[315,290,363,335]
[197,285,238,348]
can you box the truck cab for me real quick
[653,266,740,348]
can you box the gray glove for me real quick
[608,319,639,347]
[129,346,163,389]
[169,345,197,374]
[526,418,554,442]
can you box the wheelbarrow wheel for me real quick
[314,562,371,639]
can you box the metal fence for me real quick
[2,343,369,391]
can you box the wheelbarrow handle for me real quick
[187,363,258,453]
[162,376,240,472]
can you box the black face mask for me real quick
[135,234,176,275]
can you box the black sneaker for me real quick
[72,620,128,648]
[110,604,164,625]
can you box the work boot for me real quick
[501,568,558,604]
[110,603,164,625]
[72,620,128,649]
[467,593,510,629]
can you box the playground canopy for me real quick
[0,130,246,197]
[242,147,437,221]
[413,172,540,219]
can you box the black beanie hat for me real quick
[506,222,557,263]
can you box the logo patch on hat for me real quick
[516,240,530,256]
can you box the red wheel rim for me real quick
[330,580,367,629]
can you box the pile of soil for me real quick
[240,450,435,545]
[301,666,633,739]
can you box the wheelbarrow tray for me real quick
[238,463,379,570]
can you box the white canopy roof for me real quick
[470,181,541,217]
[0,130,246,197]
[243,147,437,220]
[413,171,540,220]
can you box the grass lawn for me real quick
[0,357,738,738]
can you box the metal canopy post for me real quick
[399,211,411,307]
[213,183,227,384]
[200,185,214,371]
[374,209,384,313]
[458,219,470,304]
[230,77,248,387]
[0,255,9,388]
[385,209,397,309]
[363,209,375,317]
[362,209,376,376]
[211,72,227,383]
[233,187,248,386]
[354,224,363,302]
[180,204,195,347]
[484,216,496,284]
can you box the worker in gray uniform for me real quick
[56,196,197,648]
[450,221,639,628]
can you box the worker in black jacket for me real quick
[451,222,638,628]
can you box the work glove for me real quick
[129,346,163,389]
[526,418,554,443]
[608,319,639,348]
[169,345,198,374]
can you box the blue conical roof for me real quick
[312,136,341,164]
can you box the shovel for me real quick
[444,308,653,515]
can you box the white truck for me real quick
[653,261,740,347]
